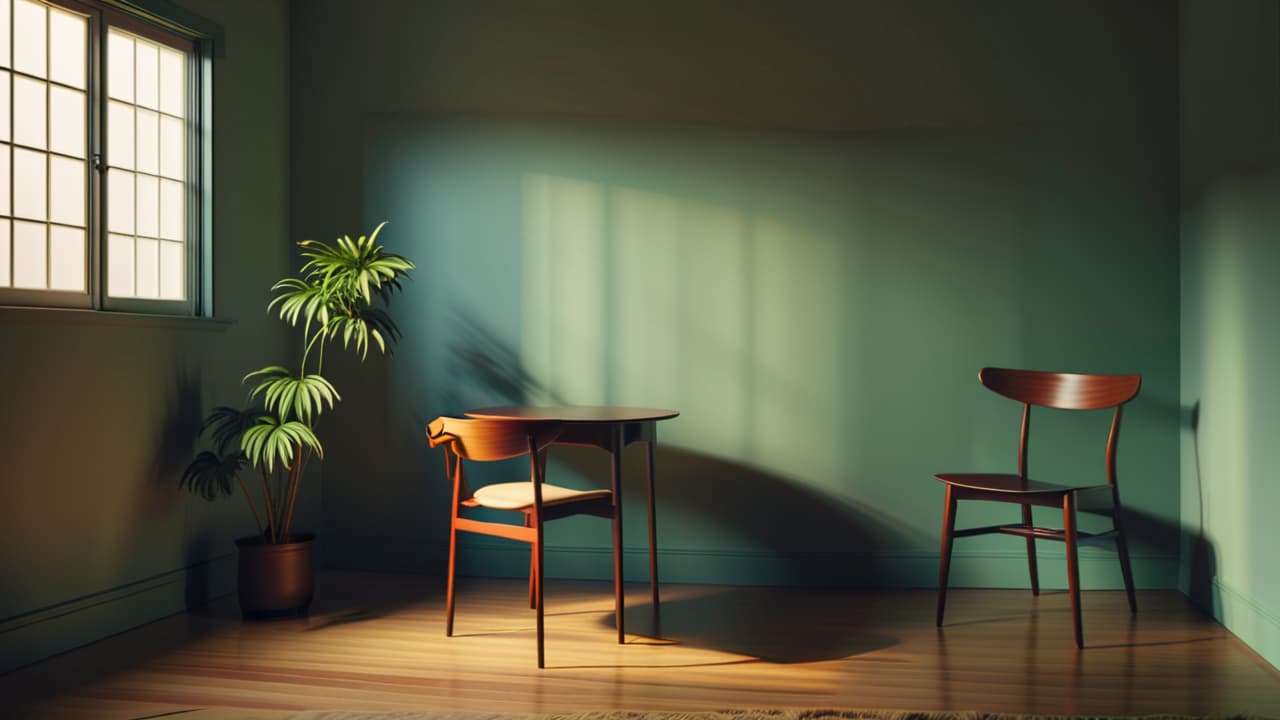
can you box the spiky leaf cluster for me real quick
[245,366,339,425]
[242,416,323,473]
[269,221,414,360]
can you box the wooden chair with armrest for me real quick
[426,416,618,668]
[934,367,1141,648]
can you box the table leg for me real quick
[610,426,624,644]
[645,437,660,628]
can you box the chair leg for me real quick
[1022,504,1039,596]
[445,522,458,637]
[936,485,958,627]
[526,514,537,609]
[1111,489,1138,614]
[1063,492,1083,649]
[535,531,545,669]
[529,546,539,610]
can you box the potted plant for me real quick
[181,222,413,618]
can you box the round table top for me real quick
[465,405,680,423]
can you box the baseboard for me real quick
[1210,576,1280,671]
[461,543,1178,589]
[324,534,1177,590]
[0,554,237,674]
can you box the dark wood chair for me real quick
[426,416,618,668]
[934,367,1141,648]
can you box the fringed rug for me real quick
[169,707,1266,720]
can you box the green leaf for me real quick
[244,367,340,424]
[244,365,291,384]
[368,220,387,246]
[241,416,321,473]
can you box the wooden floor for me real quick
[3,571,1279,719]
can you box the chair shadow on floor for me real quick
[612,585,899,664]
[539,441,936,666]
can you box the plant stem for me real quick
[316,328,327,374]
[280,444,304,541]
[258,466,278,543]
[234,470,266,536]
[300,325,324,374]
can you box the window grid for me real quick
[105,26,186,301]
[0,0,207,315]
[1,0,90,294]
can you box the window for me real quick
[0,0,211,316]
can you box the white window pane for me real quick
[159,115,183,180]
[136,109,158,174]
[49,86,86,158]
[13,220,45,288]
[49,156,85,227]
[159,178,183,241]
[49,225,84,291]
[13,0,46,79]
[0,0,10,70]
[107,169,135,234]
[13,148,46,220]
[0,71,9,142]
[136,237,158,298]
[14,76,47,149]
[48,8,86,90]
[136,174,158,237]
[107,233,134,297]
[107,101,134,170]
[108,31,134,102]
[158,47,184,117]
[0,221,9,286]
[159,240,183,299]
[0,145,9,216]
[135,41,158,110]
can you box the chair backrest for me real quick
[980,367,1140,410]
[426,416,563,461]
[978,367,1141,485]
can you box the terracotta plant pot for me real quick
[235,533,315,620]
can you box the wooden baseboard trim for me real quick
[0,554,236,673]
[323,534,1178,590]
[1211,576,1280,672]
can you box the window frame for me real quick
[0,0,213,318]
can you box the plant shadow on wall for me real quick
[147,366,224,607]
[180,222,414,619]
[435,308,567,413]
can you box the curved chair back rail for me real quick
[980,367,1141,410]
[426,416,563,460]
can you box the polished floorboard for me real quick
[3,571,1279,719]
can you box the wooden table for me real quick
[465,405,679,639]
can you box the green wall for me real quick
[24,0,1280,678]
[1179,0,1280,672]
[293,1,1182,589]
[0,0,292,672]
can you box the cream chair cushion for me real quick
[472,482,611,510]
